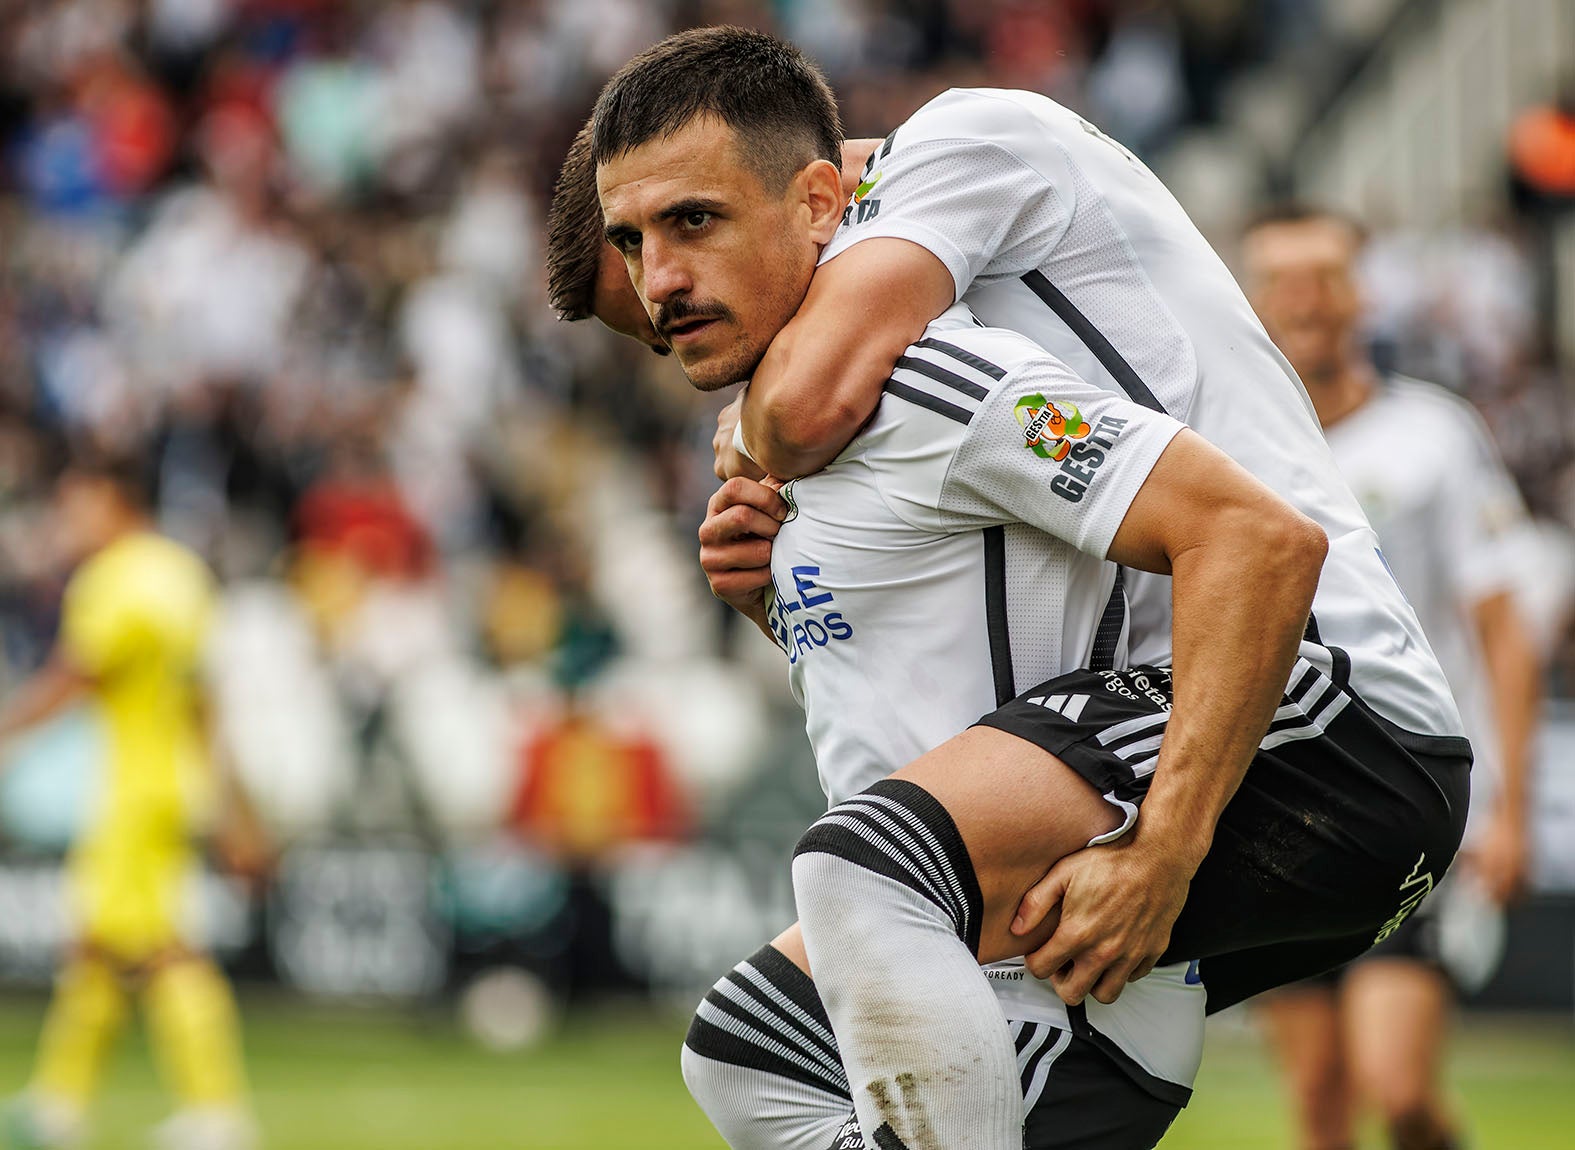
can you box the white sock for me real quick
[683,945,854,1149]
[793,780,1022,1150]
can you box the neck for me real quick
[840,138,882,200]
[1304,358,1377,431]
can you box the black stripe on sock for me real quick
[871,1123,910,1150]
[795,779,984,956]
[684,1013,848,1097]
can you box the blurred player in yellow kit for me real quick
[0,459,260,1150]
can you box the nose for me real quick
[640,235,693,305]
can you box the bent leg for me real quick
[794,731,1120,1150]
[1341,959,1459,1150]
[27,951,130,1127]
[1255,980,1356,1150]
[682,933,853,1150]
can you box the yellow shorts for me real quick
[67,828,197,965]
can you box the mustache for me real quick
[654,298,734,338]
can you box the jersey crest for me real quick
[1014,394,1089,461]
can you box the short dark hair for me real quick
[1244,202,1369,247]
[546,122,602,322]
[590,26,842,192]
[60,447,155,510]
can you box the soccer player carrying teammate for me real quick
[562,27,1471,1149]
[0,460,259,1150]
[1242,207,1540,1150]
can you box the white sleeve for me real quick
[820,89,1076,300]
[936,360,1185,557]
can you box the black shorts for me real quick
[975,663,1471,1014]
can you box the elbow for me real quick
[1268,507,1328,601]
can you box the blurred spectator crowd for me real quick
[0,0,1570,935]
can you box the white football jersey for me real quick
[767,306,1203,1092]
[1326,377,1528,839]
[823,87,1465,750]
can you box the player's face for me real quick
[1243,219,1364,385]
[592,244,669,355]
[597,116,832,390]
[54,475,121,562]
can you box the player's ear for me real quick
[802,158,846,243]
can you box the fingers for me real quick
[706,476,788,522]
[1012,867,1068,937]
[706,566,774,602]
[700,537,774,572]
[699,504,782,548]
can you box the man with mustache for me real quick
[555,27,1469,1149]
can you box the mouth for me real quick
[663,317,721,345]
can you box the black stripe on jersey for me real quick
[1067,1003,1192,1108]
[883,380,971,424]
[1088,568,1126,671]
[1020,270,1165,414]
[878,131,897,161]
[914,337,1008,380]
[893,355,989,401]
[984,527,1015,706]
[1303,612,1352,691]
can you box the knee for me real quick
[791,779,980,947]
[680,1037,725,1114]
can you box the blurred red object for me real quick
[295,476,433,579]
[510,711,689,862]
[1510,104,1575,198]
[79,59,176,197]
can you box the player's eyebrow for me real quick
[603,220,638,246]
[654,197,726,222]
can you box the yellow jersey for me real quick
[58,532,217,957]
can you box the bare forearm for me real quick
[741,303,909,478]
[740,238,956,479]
[0,659,91,746]
[1137,508,1327,867]
[1479,592,1541,822]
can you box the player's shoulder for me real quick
[1376,375,1496,446]
[72,533,214,616]
[878,310,1060,433]
[892,87,1075,160]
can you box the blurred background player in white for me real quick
[0,458,262,1150]
[1243,205,1542,1150]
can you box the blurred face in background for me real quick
[1242,216,1365,388]
[55,474,132,565]
[591,244,668,355]
[597,116,841,390]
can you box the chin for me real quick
[677,342,766,393]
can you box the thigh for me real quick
[1020,1029,1180,1150]
[893,727,1123,964]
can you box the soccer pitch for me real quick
[0,995,1568,1149]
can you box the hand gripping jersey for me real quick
[824,87,1465,751]
[1326,377,1530,841]
[768,305,1203,1096]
